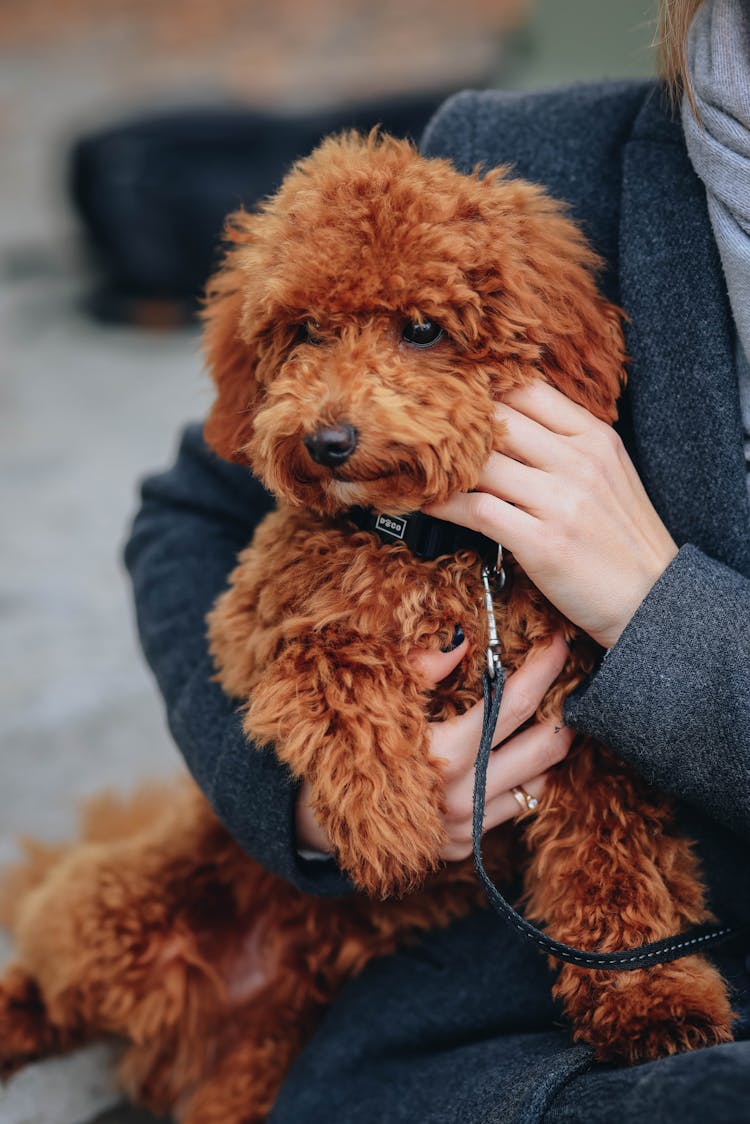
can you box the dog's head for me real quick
[203,132,625,515]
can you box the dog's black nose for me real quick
[304,423,358,467]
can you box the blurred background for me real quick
[1,1,654,1120]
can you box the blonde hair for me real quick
[656,0,704,98]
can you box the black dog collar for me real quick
[347,506,499,568]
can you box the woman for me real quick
[125,0,750,1118]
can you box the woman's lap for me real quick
[543,1041,750,1123]
[269,912,750,1124]
[273,1032,750,1124]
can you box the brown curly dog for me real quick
[0,132,733,1123]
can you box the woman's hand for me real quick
[411,631,573,861]
[426,382,678,650]
[295,631,573,859]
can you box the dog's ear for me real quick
[202,217,266,465]
[202,261,258,466]
[478,175,626,422]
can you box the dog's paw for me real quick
[342,838,442,899]
[557,955,734,1064]
[329,797,445,899]
[0,966,73,1079]
[305,721,447,898]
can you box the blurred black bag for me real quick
[69,91,447,322]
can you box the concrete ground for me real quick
[0,1,656,1121]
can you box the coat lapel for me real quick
[619,91,750,577]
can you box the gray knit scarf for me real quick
[682,0,750,476]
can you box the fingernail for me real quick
[440,624,465,653]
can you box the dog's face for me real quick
[204,133,625,516]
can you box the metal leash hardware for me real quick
[480,545,506,682]
[471,550,743,972]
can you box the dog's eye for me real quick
[296,321,323,345]
[402,319,443,348]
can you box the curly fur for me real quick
[0,132,733,1122]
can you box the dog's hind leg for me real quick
[522,738,734,1063]
[0,789,189,1077]
[1,786,248,1082]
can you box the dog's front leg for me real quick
[244,630,446,897]
[522,738,734,1062]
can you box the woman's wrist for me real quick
[595,538,679,650]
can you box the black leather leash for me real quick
[473,667,740,970]
[471,564,742,972]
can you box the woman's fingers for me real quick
[474,451,550,516]
[484,720,574,800]
[425,487,536,557]
[493,402,566,470]
[482,772,547,828]
[434,632,570,780]
[439,769,550,862]
[428,631,573,862]
[490,635,570,745]
[441,722,572,835]
[408,636,468,687]
[501,380,594,436]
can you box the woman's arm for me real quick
[124,423,353,894]
[562,543,750,843]
[427,383,750,841]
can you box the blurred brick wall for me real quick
[0,0,529,104]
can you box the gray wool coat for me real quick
[125,80,750,1122]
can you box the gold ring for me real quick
[511,786,539,813]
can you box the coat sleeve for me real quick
[124,423,354,895]
[563,545,750,841]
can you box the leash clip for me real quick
[481,547,505,681]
